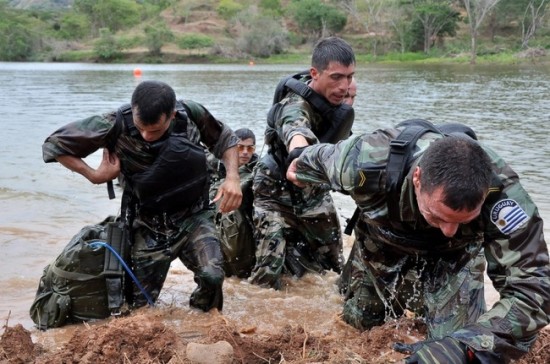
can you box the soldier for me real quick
[250,36,356,289]
[41,80,242,314]
[343,77,357,106]
[286,122,550,363]
[209,128,258,278]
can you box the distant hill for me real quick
[9,0,71,9]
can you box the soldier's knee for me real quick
[342,298,385,330]
[341,289,386,331]
[198,265,224,288]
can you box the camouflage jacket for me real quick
[43,100,238,223]
[295,127,550,361]
[255,89,338,207]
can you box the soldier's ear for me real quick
[310,67,319,81]
[412,167,421,190]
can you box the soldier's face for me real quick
[343,79,357,106]
[413,167,481,238]
[132,108,175,142]
[310,61,355,106]
[237,137,255,166]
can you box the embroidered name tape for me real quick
[490,199,528,234]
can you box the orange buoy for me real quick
[133,68,142,77]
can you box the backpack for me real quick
[30,216,129,330]
[344,119,478,235]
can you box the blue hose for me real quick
[88,241,155,307]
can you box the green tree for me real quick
[236,14,289,57]
[461,0,502,64]
[521,0,549,48]
[409,0,461,53]
[57,12,90,40]
[486,0,524,40]
[0,22,34,61]
[94,27,121,60]
[0,2,38,60]
[144,22,174,56]
[387,0,416,53]
[74,0,141,35]
[290,0,347,38]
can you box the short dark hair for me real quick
[311,37,355,72]
[131,80,176,125]
[234,128,256,144]
[418,137,492,211]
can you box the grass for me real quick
[49,42,550,66]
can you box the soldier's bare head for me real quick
[131,80,176,126]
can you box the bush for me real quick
[144,22,174,56]
[217,0,243,20]
[0,22,34,61]
[117,35,143,50]
[289,0,347,38]
[177,33,214,50]
[94,28,122,60]
[57,13,90,40]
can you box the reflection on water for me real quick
[1,62,549,336]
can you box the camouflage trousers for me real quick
[130,208,224,311]
[216,207,256,278]
[250,192,344,290]
[340,224,486,338]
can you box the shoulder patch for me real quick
[490,199,529,235]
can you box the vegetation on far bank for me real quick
[2,0,550,65]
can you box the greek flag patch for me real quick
[490,199,529,234]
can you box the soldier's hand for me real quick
[94,148,120,184]
[213,176,242,213]
[285,146,306,170]
[286,159,306,188]
[393,336,473,364]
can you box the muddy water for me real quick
[0,62,548,347]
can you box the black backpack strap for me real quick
[437,123,477,140]
[284,77,354,143]
[272,70,310,104]
[344,207,360,235]
[105,105,131,200]
[104,220,129,315]
[386,119,441,221]
[284,77,333,117]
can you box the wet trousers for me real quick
[130,209,224,311]
[250,193,344,289]
[340,225,486,338]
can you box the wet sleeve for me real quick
[450,147,550,362]
[279,97,320,150]
[42,114,113,163]
[182,100,238,158]
[295,135,361,192]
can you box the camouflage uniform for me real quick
[208,153,258,278]
[294,128,550,362]
[251,91,345,289]
[42,100,238,311]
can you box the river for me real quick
[0,61,549,347]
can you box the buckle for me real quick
[110,309,122,316]
[390,139,409,152]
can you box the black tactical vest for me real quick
[113,103,209,216]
